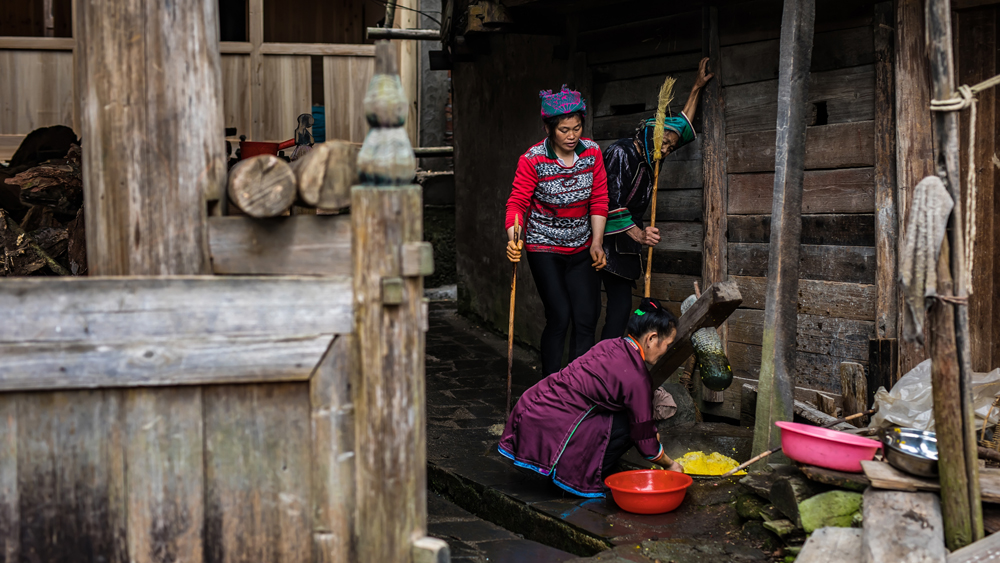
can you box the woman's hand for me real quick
[694,57,715,90]
[507,239,523,263]
[627,226,660,246]
[590,244,607,270]
[664,459,684,473]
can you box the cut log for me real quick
[796,527,862,563]
[816,391,839,418]
[769,472,828,527]
[840,362,868,426]
[861,488,946,563]
[227,155,297,218]
[293,140,358,210]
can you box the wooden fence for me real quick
[0,210,437,563]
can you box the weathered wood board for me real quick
[728,214,875,246]
[208,215,352,276]
[203,383,312,563]
[728,309,874,361]
[0,50,74,135]
[728,168,875,215]
[729,340,856,393]
[642,188,703,222]
[260,55,311,142]
[221,55,252,138]
[721,26,874,86]
[0,277,351,390]
[724,65,875,134]
[728,243,876,284]
[324,56,374,144]
[732,275,876,321]
[727,121,875,173]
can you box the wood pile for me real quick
[227,140,359,217]
[1,135,86,277]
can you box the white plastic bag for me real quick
[869,359,1000,431]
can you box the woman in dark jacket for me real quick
[499,298,683,497]
[600,58,714,340]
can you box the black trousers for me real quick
[600,270,635,341]
[603,410,633,477]
[526,249,601,375]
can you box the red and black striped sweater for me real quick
[505,138,609,254]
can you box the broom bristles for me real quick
[652,76,676,162]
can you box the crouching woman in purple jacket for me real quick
[498,298,684,498]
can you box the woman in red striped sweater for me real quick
[505,86,610,375]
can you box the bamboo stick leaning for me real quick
[506,216,521,419]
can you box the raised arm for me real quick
[681,57,715,122]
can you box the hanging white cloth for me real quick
[899,176,954,345]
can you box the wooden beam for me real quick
[208,215,352,276]
[74,0,226,274]
[751,0,816,464]
[895,0,934,375]
[311,335,358,563]
[0,36,74,50]
[260,43,377,56]
[219,41,253,54]
[250,0,264,141]
[0,276,351,390]
[873,1,898,339]
[702,6,728,405]
[649,280,743,389]
[927,0,983,545]
[352,42,426,563]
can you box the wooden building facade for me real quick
[0,0,420,161]
[451,0,999,420]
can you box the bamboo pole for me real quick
[643,167,660,298]
[925,0,983,546]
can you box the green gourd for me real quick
[680,294,734,392]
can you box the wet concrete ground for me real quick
[425,302,779,562]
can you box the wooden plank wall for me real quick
[719,0,879,418]
[954,5,998,372]
[577,0,881,419]
[0,49,74,134]
[582,11,706,319]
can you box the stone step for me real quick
[796,527,862,563]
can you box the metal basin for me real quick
[882,427,939,477]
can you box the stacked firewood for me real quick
[226,141,361,217]
[1,127,86,277]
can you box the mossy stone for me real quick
[799,490,864,533]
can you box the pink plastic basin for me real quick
[604,470,693,514]
[776,421,881,473]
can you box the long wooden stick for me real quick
[506,216,521,419]
[644,165,660,297]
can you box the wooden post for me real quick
[249,0,264,141]
[352,42,427,563]
[926,0,984,546]
[873,1,898,340]
[894,0,935,376]
[700,6,728,405]
[839,362,868,427]
[751,0,815,463]
[74,0,226,275]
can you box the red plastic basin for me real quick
[604,470,693,514]
[776,420,881,473]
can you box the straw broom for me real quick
[644,77,676,297]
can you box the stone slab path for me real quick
[425,302,777,562]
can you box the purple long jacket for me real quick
[498,337,662,497]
